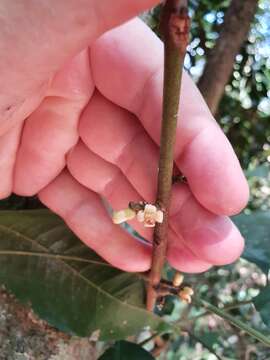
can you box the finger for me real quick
[0,0,159,133]
[67,140,153,240]
[169,183,244,266]
[68,140,244,269]
[91,18,249,216]
[38,169,152,272]
[168,228,212,273]
[13,50,93,196]
[67,142,212,273]
[79,91,159,202]
[77,91,244,265]
[0,122,23,198]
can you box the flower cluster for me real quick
[178,287,194,304]
[112,203,164,228]
[173,272,194,304]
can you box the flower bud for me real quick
[112,208,136,224]
[173,272,184,287]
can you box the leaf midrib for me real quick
[0,223,166,325]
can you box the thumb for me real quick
[0,0,159,133]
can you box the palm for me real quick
[0,13,248,272]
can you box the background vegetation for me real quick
[0,0,270,359]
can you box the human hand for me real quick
[0,0,249,272]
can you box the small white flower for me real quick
[112,202,164,227]
[136,204,164,227]
[136,210,145,223]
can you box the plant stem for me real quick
[222,299,254,311]
[194,297,270,347]
[146,0,190,311]
[186,299,254,322]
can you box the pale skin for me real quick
[0,0,249,272]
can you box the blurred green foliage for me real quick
[141,1,270,359]
[143,0,270,169]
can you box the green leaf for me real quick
[254,286,270,328]
[246,163,270,179]
[0,210,170,339]
[198,331,220,349]
[233,211,270,274]
[194,298,270,346]
[188,331,222,360]
[99,341,154,360]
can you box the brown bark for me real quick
[146,0,190,311]
[0,288,98,359]
[197,0,258,115]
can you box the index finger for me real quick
[90,18,249,215]
[0,0,159,135]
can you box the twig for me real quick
[222,299,254,311]
[146,0,190,311]
[194,297,270,346]
[185,299,254,323]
